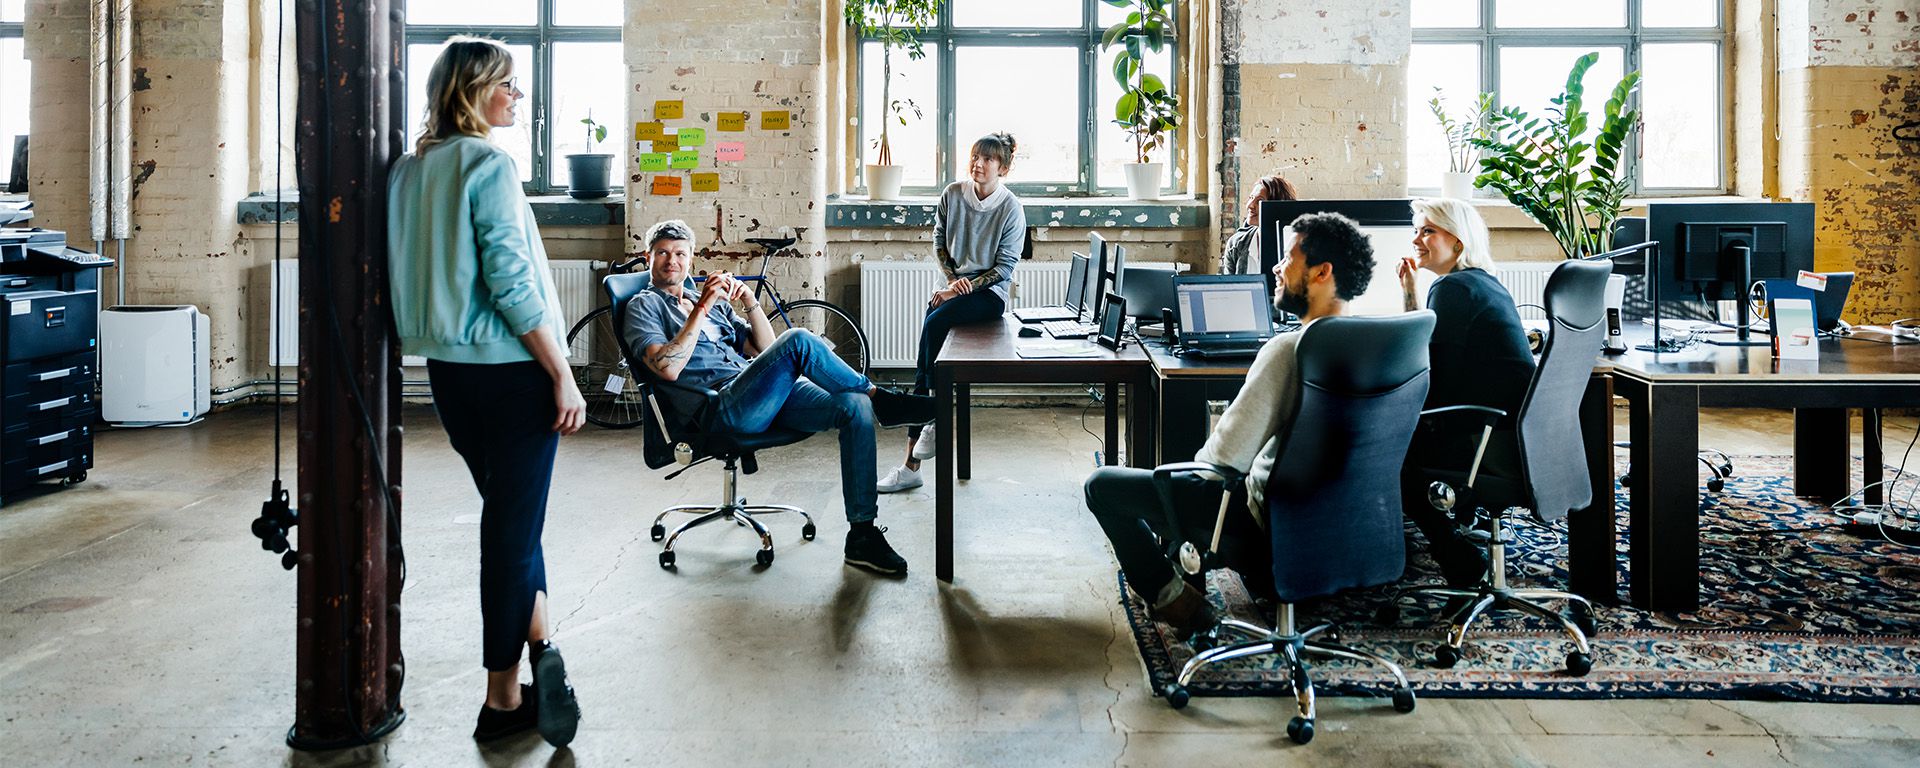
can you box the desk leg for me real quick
[1104,383,1121,466]
[935,370,956,583]
[1629,383,1701,612]
[1793,408,1849,504]
[1129,373,1156,468]
[1570,373,1617,604]
[957,383,972,481]
[1864,408,1884,507]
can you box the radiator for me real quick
[859,260,1071,369]
[1494,262,1560,321]
[269,259,603,368]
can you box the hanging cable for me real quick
[251,0,295,569]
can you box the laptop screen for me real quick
[1064,253,1089,313]
[1176,275,1272,341]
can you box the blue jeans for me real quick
[913,289,1006,394]
[713,329,878,523]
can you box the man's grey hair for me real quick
[644,219,696,252]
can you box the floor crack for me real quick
[1714,702,1796,766]
[553,527,647,635]
[1091,578,1129,768]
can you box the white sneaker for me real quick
[912,426,937,460]
[876,465,923,493]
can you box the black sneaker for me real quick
[531,641,580,747]
[869,387,936,429]
[473,683,539,743]
[845,524,909,576]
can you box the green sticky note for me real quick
[677,127,707,147]
[639,153,669,171]
[670,149,700,170]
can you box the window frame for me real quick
[1410,0,1728,197]
[852,0,1183,198]
[405,1,621,196]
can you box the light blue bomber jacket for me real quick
[387,135,563,364]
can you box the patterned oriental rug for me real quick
[1122,456,1920,703]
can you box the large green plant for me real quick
[1471,52,1641,258]
[1100,0,1180,165]
[845,0,944,167]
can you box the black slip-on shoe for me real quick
[473,684,539,743]
[870,387,937,429]
[531,642,581,747]
[844,525,909,576]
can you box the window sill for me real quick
[826,195,1209,230]
[1422,193,1768,230]
[237,192,626,227]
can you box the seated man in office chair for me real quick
[1083,212,1376,633]
[623,219,935,576]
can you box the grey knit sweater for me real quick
[933,180,1024,302]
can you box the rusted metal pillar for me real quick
[290,0,406,749]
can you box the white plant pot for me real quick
[1441,171,1475,200]
[865,164,905,201]
[1124,162,1164,200]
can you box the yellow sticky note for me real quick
[633,121,665,141]
[670,149,700,170]
[654,100,684,120]
[760,110,791,130]
[652,139,679,154]
[691,173,720,192]
[639,153,669,172]
[651,175,683,196]
[717,112,747,132]
[677,128,707,147]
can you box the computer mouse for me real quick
[1017,325,1043,338]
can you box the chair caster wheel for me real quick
[756,549,774,567]
[1432,644,1460,669]
[658,551,675,569]
[1707,477,1724,493]
[64,471,87,486]
[649,524,666,542]
[1565,651,1593,677]
[1372,602,1401,627]
[1162,683,1189,709]
[1571,603,1598,636]
[801,523,816,541]
[1392,686,1416,713]
[1286,716,1314,744]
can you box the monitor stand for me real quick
[1701,244,1768,347]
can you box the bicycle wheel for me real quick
[770,298,870,376]
[566,306,646,429]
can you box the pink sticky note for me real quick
[715,142,746,162]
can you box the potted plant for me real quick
[1472,52,1641,258]
[845,0,943,201]
[1427,87,1493,200]
[567,111,612,199]
[1102,0,1179,200]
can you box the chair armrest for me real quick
[1417,405,1506,490]
[649,377,723,431]
[1419,404,1507,424]
[1150,461,1245,576]
[1151,461,1245,486]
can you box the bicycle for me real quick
[566,236,870,429]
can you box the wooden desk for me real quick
[1602,333,1920,611]
[931,316,1154,582]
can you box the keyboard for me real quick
[1013,305,1078,323]
[1185,343,1264,359]
[1043,320,1097,339]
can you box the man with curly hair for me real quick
[1082,212,1377,635]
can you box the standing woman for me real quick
[387,37,584,746]
[877,132,1023,493]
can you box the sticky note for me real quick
[670,149,700,170]
[715,142,746,162]
[677,128,707,147]
[654,100,684,119]
[652,139,679,153]
[639,153,669,172]
[651,175,683,196]
[760,110,790,130]
[717,112,747,132]
[633,121,665,141]
[1797,270,1828,291]
[691,173,720,192]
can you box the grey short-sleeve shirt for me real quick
[622,286,753,415]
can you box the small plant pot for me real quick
[1124,162,1164,200]
[865,164,905,201]
[1441,171,1475,200]
[566,154,613,199]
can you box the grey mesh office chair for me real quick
[1154,311,1436,745]
[1388,259,1612,675]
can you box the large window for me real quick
[854,0,1179,197]
[1,1,27,189]
[404,1,623,194]
[1409,0,1724,196]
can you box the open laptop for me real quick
[1757,272,1853,333]
[1173,274,1275,358]
[1013,252,1088,323]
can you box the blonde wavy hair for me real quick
[414,36,514,155]
[1411,197,1497,272]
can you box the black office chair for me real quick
[1154,311,1436,745]
[1392,259,1612,675]
[602,273,817,569]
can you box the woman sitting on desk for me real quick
[1396,197,1535,588]
[877,132,1024,494]
[1223,173,1299,275]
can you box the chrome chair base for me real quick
[1395,512,1597,676]
[1160,608,1416,745]
[650,457,813,569]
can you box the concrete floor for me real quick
[1,403,1916,766]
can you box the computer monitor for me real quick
[1063,252,1090,314]
[1174,274,1271,343]
[1081,233,1109,324]
[1120,263,1179,320]
[1645,202,1815,346]
[1258,198,1416,287]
